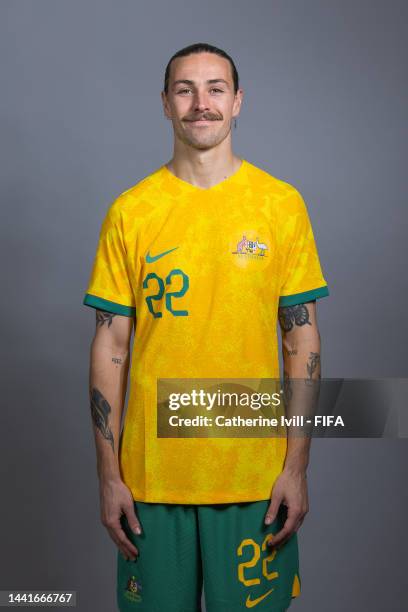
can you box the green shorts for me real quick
[117,499,300,612]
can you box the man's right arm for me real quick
[88,309,141,560]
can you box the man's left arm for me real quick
[264,300,321,547]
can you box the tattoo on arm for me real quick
[278,303,312,332]
[306,351,320,384]
[96,310,116,328]
[90,387,115,452]
[283,370,293,401]
[112,357,123,365]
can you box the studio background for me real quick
[1,1,407,610]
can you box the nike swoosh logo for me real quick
[145,246,178,263]
[246,588,274,608]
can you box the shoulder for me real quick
[242,161,302,204]
[247,162,307,224]
[105,165,167,224]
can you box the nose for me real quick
[193,90,210,112]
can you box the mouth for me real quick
[191,120,212,126]
[186,118,217,126]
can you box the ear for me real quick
[232,88,244,119]
[161,91,172,120]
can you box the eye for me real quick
[177,88,192,94]
[210,88,224,93]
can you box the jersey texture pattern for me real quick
[83,159,329,503]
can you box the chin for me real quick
[188,131,228,149]
[192,138,223,150]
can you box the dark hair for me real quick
[163,43,239,95]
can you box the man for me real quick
[83,43,329,611]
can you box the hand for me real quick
[99,478,142,561]
[264,469,309,549]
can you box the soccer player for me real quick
[83,43,329,611]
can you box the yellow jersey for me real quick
[83,159,329,503]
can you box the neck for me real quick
[166,145,242,190]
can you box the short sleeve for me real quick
[83,201,136,317]
[278,188,329,307]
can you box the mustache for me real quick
[183,113,223,122]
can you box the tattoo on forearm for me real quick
[283,370,293,401]
[285,348,298,357]
[90,387,115,452]
[278,304,312,332]
[306,351,320,383]
[96,310,116,328]
[112,357,123,365]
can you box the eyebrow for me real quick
[172,79,230,89]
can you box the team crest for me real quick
[124,575,142,603]
[232,234,268,258]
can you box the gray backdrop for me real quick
[1,0,407,610]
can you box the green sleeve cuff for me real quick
[279,285,329,307]
[83,293,136,317]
